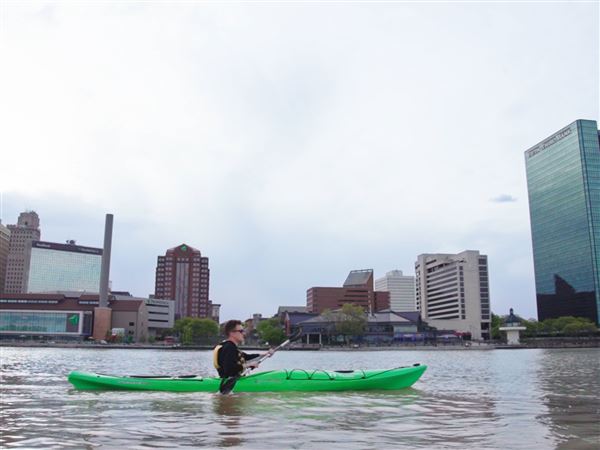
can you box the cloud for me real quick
[491,194,518,203]
[0,2,598,321]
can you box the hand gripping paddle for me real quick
[219,328,303,395]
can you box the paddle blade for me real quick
[219,376,239,395]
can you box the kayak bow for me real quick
[68,365,426,393]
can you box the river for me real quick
[1,347,599,449]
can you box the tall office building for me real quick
[525,119,600,324]
[26,240,102,293]
[154,244,211,319]
[375,270,416,311]
[307,269,391,314]
[415,250,491,340]
[0,223,10,293]
[5,211,41,293]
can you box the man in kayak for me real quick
[213,320,273,382]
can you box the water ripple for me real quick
[1,347,599,449]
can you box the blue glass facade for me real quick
[525,119,600,324]
[0,311,84,334]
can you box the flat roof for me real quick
[32,240,102,256]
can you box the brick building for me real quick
[307,269,390,314]
[154,244,212,320]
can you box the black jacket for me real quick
[215,340,259,378]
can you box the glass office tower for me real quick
[26,241,102,293]
[525,119,600,324]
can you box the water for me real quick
[1,347,599,449]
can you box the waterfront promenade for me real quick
[2,337,599,350]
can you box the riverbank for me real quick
[2,338,598,350]
[0,342,489,351]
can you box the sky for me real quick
[0,1,598,321]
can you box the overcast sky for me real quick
[1,1,598,321]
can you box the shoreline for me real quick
[1,342,598,351]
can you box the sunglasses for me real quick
[233,329,245,334]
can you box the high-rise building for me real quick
[26,240,102,293]
[5,211,41,294]
[415,250,491,340]
[154,244,211,320]
[0,223,10,293]
[525,120,600,324]
[375,270,416,311]
[307,269,391,314]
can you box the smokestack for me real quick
[99,213,113,307]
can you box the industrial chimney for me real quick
[93,213,113,340]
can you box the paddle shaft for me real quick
[242,333,297,375]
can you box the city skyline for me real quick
[0,206,540,321]
[1,3,598,321]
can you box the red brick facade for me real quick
[307,269,391,314]
[154,244,210,319]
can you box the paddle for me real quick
[219,328,303,394]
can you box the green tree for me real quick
[256,318,286,346]
[189,318,219,339]
[491,313,502,340]
[174,318,219,345]
[559,317,597,335]
[174,317,193,334]
[524,319,541,337]
[182,325,193,345]
[323,304,367,345]
[522,316,598,337]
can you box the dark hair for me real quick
[224,320,243,336]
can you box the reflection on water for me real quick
[0,347,599,449]
[536,350,600,450]
[213,395,248,447]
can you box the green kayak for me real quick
[68,364,426,392]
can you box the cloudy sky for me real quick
[1,1,598,321]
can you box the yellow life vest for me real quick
[213,344,223,369]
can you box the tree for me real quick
[560,317,597,335]
[182,325,193,345]
[174,317,193,334]
[174,318,219,345]
[524,319,541,336]
[491,313,502,340]
[189,318,219,339]
[323,304,367,345]
[256,318,286,346]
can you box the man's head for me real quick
[224,319,245,344]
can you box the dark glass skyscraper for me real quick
[525,119,600,324]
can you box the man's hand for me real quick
[245,360,260,369]
[266,348,275,358]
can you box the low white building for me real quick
[374,270,416,311]
[415,250,491,340]
[145,298,175,333]
[115,293,174,335]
